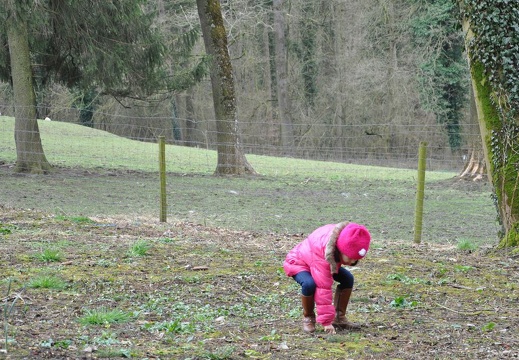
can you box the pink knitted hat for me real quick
[336,223,371,260]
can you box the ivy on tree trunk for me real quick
[460,1,519,247]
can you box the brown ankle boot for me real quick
[332,286,361,330]
[301,295,316,333]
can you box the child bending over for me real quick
[283,222,371,334]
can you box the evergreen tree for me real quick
[410,0,469,152]
[0,0,167,172]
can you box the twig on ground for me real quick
[435,302,494,316]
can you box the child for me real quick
[283,222,371,334]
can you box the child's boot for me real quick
[301,295,316,333]
[332,286,361,330]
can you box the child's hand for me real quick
[323,324,336,334]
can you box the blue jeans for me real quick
[292,268,354,296]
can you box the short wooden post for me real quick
[159,136,167,223]
[413,142,427,243]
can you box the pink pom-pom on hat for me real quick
[336,223,371,260]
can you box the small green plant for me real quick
[28,275,67,290]
[55,339,72,349]
[454,265,474,273]
[202,346,235,360]
[40,339,53,348]
[127,240,151,257]
[259,329,281,342]
[390,296,417,309]
[40,339,72,349]
[96,348,134,358]
[481,322,496,332]
[35,248,63,263]
[78,307,133,326]
[93,331,120,346]
[386,273,428,285]
[95,259,114,267]
[148,319,195,334]
[457,239,478,251]
[434,264,449,277]
[158,237,176,244]
[0,224,16,235]
[181,275,201,284]
[437,278,451,285]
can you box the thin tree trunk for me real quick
[196,0,256,175]
[273,0,294,155]
[264,2,281,152]
[7,11,51,174]
[184,90,197,147]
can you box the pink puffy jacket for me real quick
[283,222,349,326]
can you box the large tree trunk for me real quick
[273,0,294,155]
[196,0,256,175]
[458,89,486,181]
[461,15,516,247]
[7,11,51,174]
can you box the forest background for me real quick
[0,0,477,173]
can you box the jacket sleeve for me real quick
[310,257,336,326]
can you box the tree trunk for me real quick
[196,0,256,175]
[184,90,197,147]
[7,12,51,174]
[461,15,516,246]
[299,2,318,109]
[457,88,486,181]
[273,0,294,155]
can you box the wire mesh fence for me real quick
[0,108,499,244]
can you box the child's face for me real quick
[340,253,359,266]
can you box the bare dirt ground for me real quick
[0,206,518,359]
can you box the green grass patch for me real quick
[127,240,151,257]
[454,265,474,273]
[27,275,67,290]
[35,248,63,263]
[78,307,134,326]
[457,238,479,251]
[54,215,95,224]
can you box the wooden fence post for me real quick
[159,136,167,223]
[414,142,427,243]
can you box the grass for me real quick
[78,308,134,326]
[54,215,95,224]
[34,249,63,263]
[457,238,479,251]
[0,115,499,243]
[0,116,457,178]
[127,240,151,257]
[27,275,67,290]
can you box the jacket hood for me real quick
[324,221,349,274]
